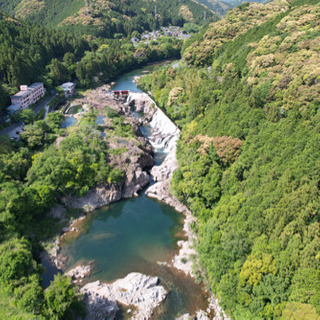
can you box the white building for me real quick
[60,82,76,96]
[9,83,46,111]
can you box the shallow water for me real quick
[60,196,185,281]
[96,115,105,125]
[67,105,83,114]
[109,60,173,93]
[60,116,76,128]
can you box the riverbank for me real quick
[42,77,226,319]
[42,88,156,271]
[136,94,230,320]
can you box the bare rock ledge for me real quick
[81,272,167,320]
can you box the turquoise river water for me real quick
[49,62,210,319]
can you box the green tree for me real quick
[15,109,37,125]
[282,302,320,320]
[0,238,34,288]
[0,182,26,234]
[49,58,69,84]
[14,274,44,315]
[20,120,53,149]
[45,112,64,131]
[289,268,320,312]
[0,83,9,114]
[63,52,76,67]
[0,148,30,181]
[44,274,84,320]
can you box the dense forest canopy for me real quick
[138,0,320,318]
[193,0,232,16]
[0,98,135,317]
[0,109,105,318]
[0,11,183,115]
[0,0,218,37]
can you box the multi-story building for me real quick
[9,83,46,111]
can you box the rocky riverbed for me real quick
[130,92,230,320]
[42,86,229,320]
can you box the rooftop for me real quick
[61,82,75,90]
[12,82,44,98]
[28,82,43,89]
[7,105,20,113]
[14,88,33,97]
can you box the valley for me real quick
[0,0,319,319]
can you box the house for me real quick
[112,90,130,100]
[9,83,46,112]
[60,82,76,96]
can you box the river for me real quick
[44,62,210,319]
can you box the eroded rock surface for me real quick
[82,272,167,320]
[62,184,123,213]
[66,264,92,283]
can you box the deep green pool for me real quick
[52,61,210,319]
[60,196,185,281]
[60,194,209,319]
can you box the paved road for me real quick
[0,93,56,139]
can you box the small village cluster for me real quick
[131,26,191,45]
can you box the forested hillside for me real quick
[0,0,217,37]
[0,110,104,318]
[195,0,232,16]
[0,13,89,109]
[224,0,271,8]
[0,11,182,114]
[182,0,290,67]
[138,0,320,318]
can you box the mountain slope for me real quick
[225,0,271,8]
[0,9,183,115]
[138,0,320,318]
[183,0,290,66]
[194,0,232,16]
[0,0,218,37]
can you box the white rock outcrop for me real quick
[127,92,179,153]
[82,272,167,320]
[148,108,179,152]
[62,184,122,213]
[122,166,150,198]
[127,93,182,210]
[66,264,92,283]
[127,92,155,115]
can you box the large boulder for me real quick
[62,184,122,213]
[82,272,167,320]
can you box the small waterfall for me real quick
[126,92,180,153]
[148,108,179,153]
